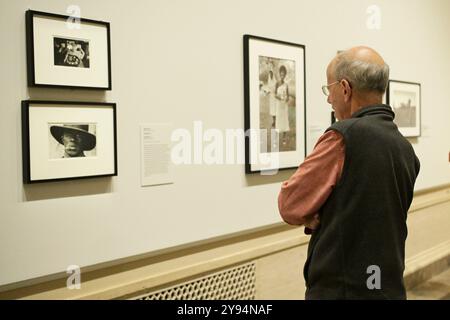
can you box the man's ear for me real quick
[341,79,352,102]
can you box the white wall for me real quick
[0,0,449,286]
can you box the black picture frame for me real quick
[386,80,421,137]
[244,34,307,174]
[26,10,112,90]
[22,100,118,183]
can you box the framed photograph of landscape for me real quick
[244,35,306,174]
[26,10,112,90]
[22,100,117,183]
[387,80,421,137]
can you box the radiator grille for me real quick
[134,262,256,300]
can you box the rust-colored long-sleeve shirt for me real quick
[278,130,345,231]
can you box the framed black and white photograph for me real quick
[22,100,117,183]
[244,35,306,173]
[387,80,421,137]
[26,10,111,89]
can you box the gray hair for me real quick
[334,52,390,94]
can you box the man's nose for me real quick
[327,94,332,104]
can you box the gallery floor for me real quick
[407,268,450,300]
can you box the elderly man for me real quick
[278,46,420,299]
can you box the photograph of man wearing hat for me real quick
[50,124,96,158]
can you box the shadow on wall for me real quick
[22,177,114,202]
[27,88,107,102]
[407,137,419,144]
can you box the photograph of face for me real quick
[49,124,97,159]
[392,90,417,128]
[53,37,90,68]
[258,56,296,153]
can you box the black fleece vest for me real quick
[304,105,420,300]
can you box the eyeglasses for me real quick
[322,80,340,96]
